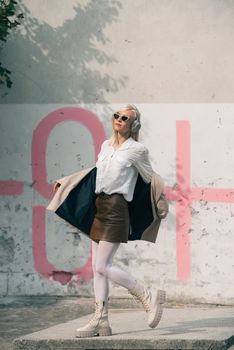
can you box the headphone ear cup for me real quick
[131,119,141,133]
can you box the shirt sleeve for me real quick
[129,145,154,183]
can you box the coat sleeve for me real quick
[129,145,154,183]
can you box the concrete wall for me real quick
[0,0,234,304]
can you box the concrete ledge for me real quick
[13,307,234,350]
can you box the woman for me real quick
[48,104,167,338]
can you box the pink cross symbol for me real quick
[165,120,234,280]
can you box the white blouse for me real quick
[95,137,154,202]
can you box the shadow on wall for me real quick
[0,0,126,103]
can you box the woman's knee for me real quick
[95,263,108,276]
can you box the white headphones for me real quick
[130,104,141,133]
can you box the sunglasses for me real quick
[113,113,130,122]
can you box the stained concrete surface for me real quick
[0,297,93,350]
[1,298,233,350]
[0,296,154,350]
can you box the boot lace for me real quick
[88,302,103,325]
[128,290,150,312]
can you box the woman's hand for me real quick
[156,193,169,218]
[53,182,61,194]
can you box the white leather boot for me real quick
[76,300,112,338]
[128,282,166,328]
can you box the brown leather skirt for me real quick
[89,192,129,243]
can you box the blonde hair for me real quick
[109,104,141,145]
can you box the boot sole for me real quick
[148,289,166,328]
[76,326,112,338]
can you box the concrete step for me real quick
[13,306,234,350]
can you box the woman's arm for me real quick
[129,145,154,183]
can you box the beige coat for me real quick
[47,167,168,243]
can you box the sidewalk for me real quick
[1,297,233,350]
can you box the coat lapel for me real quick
[55,168,97,236]
[47,167,94,212]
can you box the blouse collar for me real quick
[111,137,135,151]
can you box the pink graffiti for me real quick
[31,107,106,284]
[1,115,234,282]
[33,206,93,285]
[165,121,234,280]
[32,107,105,199]
[0,181,23,195]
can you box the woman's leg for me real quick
[92,240,109,302]
[94,240,166,330]
[95,240,136,290]
[76,240,114,338]
[90,240,166,333]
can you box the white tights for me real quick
[92,240,137,302]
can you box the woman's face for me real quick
[112,109,135,136]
